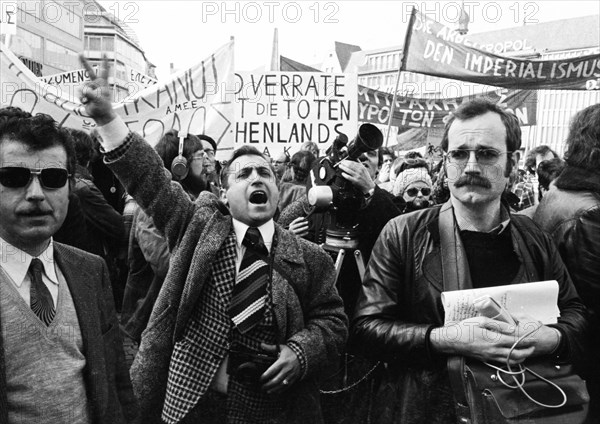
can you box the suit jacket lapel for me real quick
[53,243,108,419]
[271,227,304,341]
[174,213,233,341]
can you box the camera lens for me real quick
[236,362,261,386]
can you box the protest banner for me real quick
[39,68,93,102]
[234,71,358,157]
[0,40,234,150]
[403,8,600,91]
[358,85,537,128]
[39,66,158,103]
[124,64,158,90]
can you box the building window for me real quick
[103,36,114,51]
[85,36,102,50]
[13,28,43,62]
[45,39,79,70]
[115,61,127,81]
[115,37,144,68]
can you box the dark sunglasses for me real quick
[0,167,71,189]
[406,187,431,197]
[445,148,510,165]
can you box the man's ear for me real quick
[505,151,519,178]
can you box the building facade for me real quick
[4,1,84,76]
[347,15,600,154]
[83,0,155,102]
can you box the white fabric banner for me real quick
[1,40,235,149]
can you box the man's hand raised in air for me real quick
[79,54,116,126]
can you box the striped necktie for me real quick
[229,227,269,334]
[29,258,55,326]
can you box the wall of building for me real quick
[7,1,84,76]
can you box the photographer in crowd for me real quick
[79,55,347,424]
[278,138,400,424]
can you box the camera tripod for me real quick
[320,232,378,396]
[320,228,366,284]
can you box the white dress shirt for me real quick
[0,237,60,307]
[231,218,274,275]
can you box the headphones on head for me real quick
[171,131,188,180]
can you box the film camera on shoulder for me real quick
[306,123,383,283]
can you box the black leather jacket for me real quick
[534,168,600,383]
[352,202,588,424]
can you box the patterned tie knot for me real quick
[29,258,44,278]
[243,227,268,256]
[29,257,55,326]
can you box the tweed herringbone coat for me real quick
[106,134,348,424]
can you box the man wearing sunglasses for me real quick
[0,109,137,423]
[352,99,588,423]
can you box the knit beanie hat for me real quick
[393,167,433,197]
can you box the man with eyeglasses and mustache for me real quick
[0,108,137,424]
[351,99,588,424]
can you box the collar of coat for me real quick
[554,166,600,195]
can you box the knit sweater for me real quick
[0,269,90,424]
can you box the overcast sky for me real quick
[99,1,600,79]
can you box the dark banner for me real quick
[403,9,600,91]
[358,86,537,127]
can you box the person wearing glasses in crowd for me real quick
[0,108,137,423]
[392,166,434,213]
[195,134,221,195]
[351,99,588,424]
[271,152,290,186]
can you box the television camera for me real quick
[306,123,383,279]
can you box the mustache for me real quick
[454,175,492,189]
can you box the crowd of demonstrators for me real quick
[533,103,600,420]
[1,51,599,424]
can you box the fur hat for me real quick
[393,167,432,197]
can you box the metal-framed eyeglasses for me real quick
[191,149,215,161]
[445,148,511,166]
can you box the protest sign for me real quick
[1,40,234,148]
[235,71,358,157]
[358,85,537,128]
[403,8,600,91]
[124,64,158,90]
[39,68,93,102]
